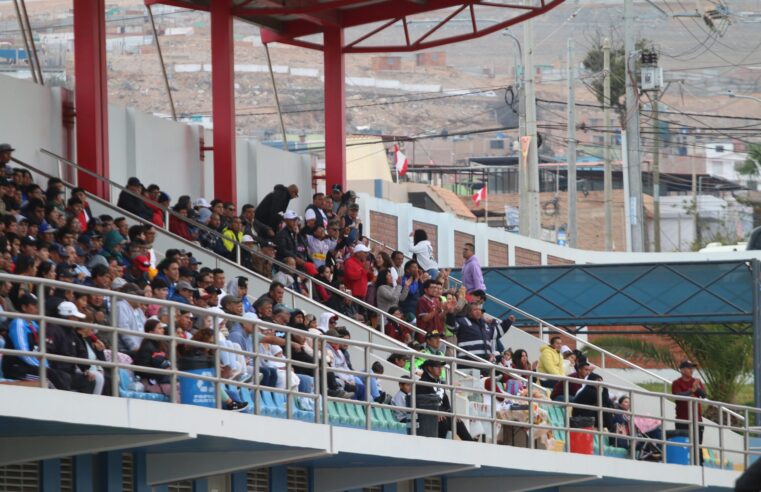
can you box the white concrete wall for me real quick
[0,74,65,176]
[359,193,761,267]
[245,141,312,214]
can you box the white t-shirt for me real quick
[410,240,438,271]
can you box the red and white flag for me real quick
[472,184,487,206]
[394,144,408,177]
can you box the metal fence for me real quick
[1,275,760,470]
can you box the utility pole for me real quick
[624,0,645,252]
[603,38,613,251]
[652,91,661,251]
[519,18,541,239]
[567,38,577,248]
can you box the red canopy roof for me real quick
[147,0,565,52]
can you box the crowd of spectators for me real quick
[0,144,694,452]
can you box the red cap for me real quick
[134,256,151,272]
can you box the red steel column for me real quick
[323,27,346,190]
[210,0,237,203]
[73,0,109,199]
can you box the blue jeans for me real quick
[259,366,278,387]
[351,375,366,401]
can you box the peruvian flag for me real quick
[394,144,408,177]
[472,184,487,206]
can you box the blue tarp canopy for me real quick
[454,261,753,327]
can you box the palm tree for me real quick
[587,325,752,404]
[737,144,761,178]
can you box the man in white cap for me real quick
[46,301,98,393]
[275,210,316,275]
[344,243,374,301]
[194,198,212,224]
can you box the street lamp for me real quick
[725,89,761,104]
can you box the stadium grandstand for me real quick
[0,1,760,491]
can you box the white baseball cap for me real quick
[304,208,317,221]
[283,210,299,220]
[58,301,86,319]
[194,198,211,208]
[241,235,255,243]
[353,244,371,254]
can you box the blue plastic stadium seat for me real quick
[118,368,169,402]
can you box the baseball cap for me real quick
[55,244,69,258]
[241,235,255,243]
[283,210,298,220]
[111,277,128,290]
[259,239,276,249]
[194,198,211,208]
[133,256,151,272]
[304,208,317,221]
[331,184,342,192]
[127,177,142,187]
[426,330,442,339]
[353,244,371,254]
[178,267,195,278]
[176,280,197,292]
[0,144,15,152]
[55,264,77,278]
[679,359,697,369]
[18,293,38,307]
[58,301,86,319]
[20,236,37,247]
[188,256,202,266]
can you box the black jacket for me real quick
[275,227,309,263]
[572,384,615,430]
[117,190,153,221]
[255,185,292,233]
[46,324,89,375]
[416,368,450,411]
[134,339,171,383]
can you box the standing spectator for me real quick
[390,250,405,286]
[117,177,153,220]
[671,359,706,459]
[537,336,565,389]
[447,302,513,364]
[399,260,423,320]
[343,244,374,302]
[461,243,485,293]
[375,268,409,313]
[410,229,439,278]
[255,184,299,237]
[415,279,448,343]
[415,359,475,441]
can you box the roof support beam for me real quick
[0,433,193,466]
[448,474,599,492]
[314,465,478,492]
[146,449,330,485]
[323,27,346,191]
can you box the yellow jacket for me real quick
[537,344,564,376]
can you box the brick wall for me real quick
[412,221,438,260]
[515,247,541,266]
[369,211,398,251]
[488,240,509,267]
[453,231,475,268]
[547,255,574,266]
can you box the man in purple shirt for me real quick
[461,243,485,292]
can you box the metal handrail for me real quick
[0,274,759,468]
[31,150,505,372]
[364,236,673,386]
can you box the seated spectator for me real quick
[169,280,196,305]
[305,223,336,268]
[115,283,147,354]
[324,328,366,400]
[312,265,334,306]
[572,372,615,430]
[384,306,415,347]
[117,177,153,221]
[257,323,299,390]
[47,301,97,394]
[199,213,226,256]
[551,358,591,402]
[275,210,316,275]
[391,376,413,429]
[221,216,244,260]
[537,336,565,389]
[74,320,110,395]
[169,205,195,242]
[251,239,276,279]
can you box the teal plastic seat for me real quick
[260,391,286,418]
[118,368,169,402]
[328,401,346,426]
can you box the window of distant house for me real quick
[715,145,725,153]
[490,140,505,149]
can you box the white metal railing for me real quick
[0,274,759,469]
[29,151,506,373]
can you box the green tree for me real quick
[582,36,648,124]
[588,325,752,404]
[736,143,761,177]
